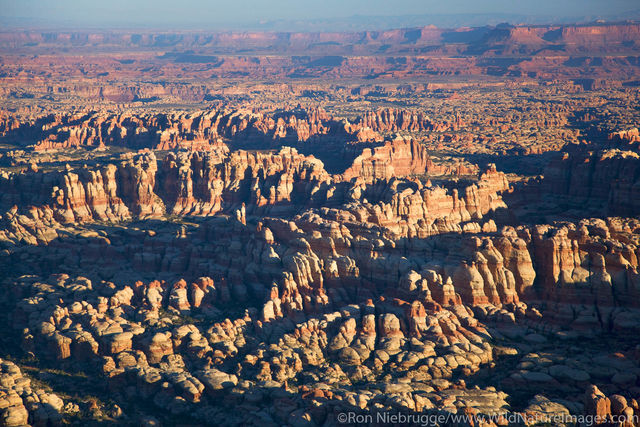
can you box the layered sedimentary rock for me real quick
[501,125,640,226]
[609,128,640,147]
[3,209,640,424]
[3,24,640,55]
[584,386,640,426]
[340,136,431,182]
[3,15,640,427]
[0,147,327,222]
[546,150,640,215]
[4,272,509,425]
[5,171,639,327]
[0,136,493,225]
[0,359,65,427]
[2,23,640,87]
[0,107,456,152]
[2,178,640,425]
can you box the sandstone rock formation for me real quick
[1,19,640,426]
[0,359,65,427]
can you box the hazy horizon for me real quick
[2,0,640,32]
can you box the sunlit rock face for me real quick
[2,19,640,427]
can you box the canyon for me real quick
[0,19,640,427]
